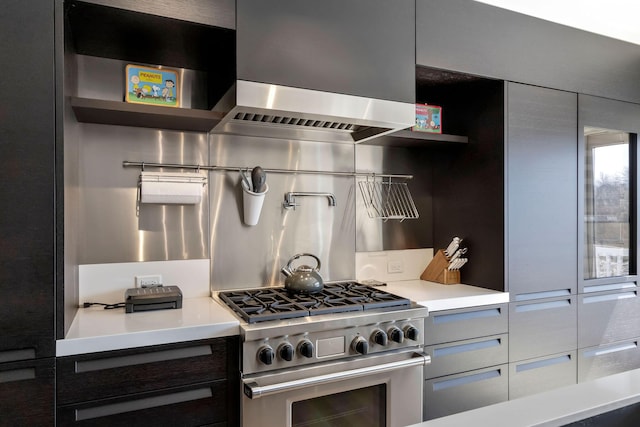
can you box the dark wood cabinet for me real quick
[0,359,55,426]
[0,0,56,423]
[57,337,239,426]
[423,305,509,420]
[0,0,56,359]
[506,82,578,298]
[577,95,640,382]
[64,0,235,130]
[506,83,579,394]
[419,72,505,291]
[237,0,415,103]
[56,384,230,427]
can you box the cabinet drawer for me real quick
[578,288,640,348]
[424,304,507,345]
[578,339,640,382]
[57,381,229,427]
[0,358,55,426]
[509,351,576,399]
[423,364,508,421]
[509,296,577,361]
[424,334,508,379]
[57,337,234,405]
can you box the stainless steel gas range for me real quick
[217,281,430,427]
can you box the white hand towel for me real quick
[140,171,206,204]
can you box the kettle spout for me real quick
[281,267,293,277]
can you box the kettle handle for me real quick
[286,253,321,272]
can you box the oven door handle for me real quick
[243,352,429,399]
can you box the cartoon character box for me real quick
[125,64,179,107]
[413,104,442,133]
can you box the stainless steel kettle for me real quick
[280,253,324,294]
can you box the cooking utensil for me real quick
[251,166,267,193]
[446,241,461,258]
[450,247,468,262]
[280,253,324,294]
[240,169,252,192]
[444,238,457,256]
[448,258,468,270]
[444,237,462,257]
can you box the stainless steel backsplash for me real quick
[209,135,356,289]
[71,125,210,264]
[65,56,433,292]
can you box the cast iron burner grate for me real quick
[218,282,411,323]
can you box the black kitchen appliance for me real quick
[124,285,183,313]
[219,281,410,323]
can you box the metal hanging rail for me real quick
[122,161,413,180]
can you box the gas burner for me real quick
[219,282,411,324]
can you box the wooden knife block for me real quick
[420,249,461,285]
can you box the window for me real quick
[583,127,632,278]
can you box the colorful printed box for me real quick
[413,104,441,133]
[125,64,179,108]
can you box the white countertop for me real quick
[56,296,240,356]
[56,281,507,356]
[408,367,640,427]
[383,280,509,311]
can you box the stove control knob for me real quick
[298,339,314,358]
[258,345,275,365]
[388,326,404,344]
[371,329,388,346]
[351,336,369,355]
[404,325,420,341]
[278,343,294,362]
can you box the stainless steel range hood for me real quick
[211,80,415,143]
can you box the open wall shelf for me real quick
[70,97,223,132]
[361,130,468,147]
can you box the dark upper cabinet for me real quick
[507,83,578,298]
[64,0,236,112]
[0,0,55,358]
[236,0,415,103]
[71,0,235,29]
[416,0,640,105]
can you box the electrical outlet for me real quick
[387,260,403,274]
[135,274,163,288]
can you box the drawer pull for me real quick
[515,355,571,373]
[0,348,36,363]
[433,308,501,325]
[432,369,501,391]
[75,387,213,421]
[75,345,213,373]
[515,289,571,302]
[515,299,571,313]
[583,292,637,304]
[583,342,638,358]
[0,368,35,384]
[434,339,501,358]
[584,282,636,293]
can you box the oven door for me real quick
[242,349,428,427]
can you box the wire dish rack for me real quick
[358,176,419,221]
